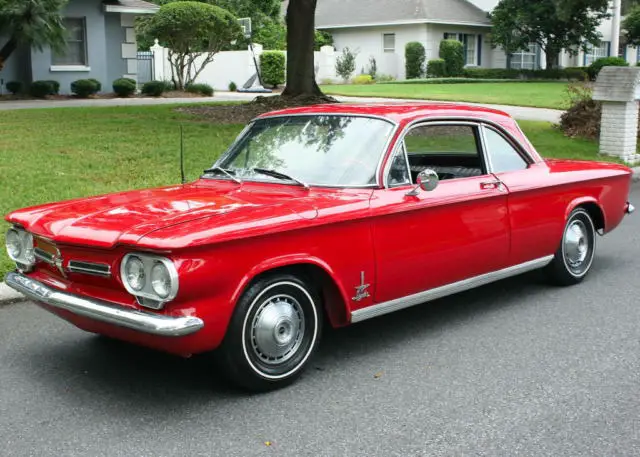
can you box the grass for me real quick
[320,82,570,110]
[0,105,619,277]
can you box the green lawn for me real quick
[0,105,615,277]
[320,82,570,110]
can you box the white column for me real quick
[599,101,639,162]
[612,0,621,57]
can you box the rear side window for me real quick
[483,127,528,173]
[405,125,479,155]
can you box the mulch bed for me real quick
[176,94,340,124]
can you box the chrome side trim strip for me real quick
[350,255,554,323]
[34,248,54,264]
[4,272,204,337]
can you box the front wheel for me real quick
[217,274,323,391]
[546,208,597,286]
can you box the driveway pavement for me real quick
[0,184,638,457]
[0,92,563,122]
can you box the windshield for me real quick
[209,115,395,187]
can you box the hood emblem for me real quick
[352,271,370,302]
[51,249,68,278]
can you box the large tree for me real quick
[489,0,611,69]
[623,5,640,46]
[282,0,322,97]
[0,0,67,71]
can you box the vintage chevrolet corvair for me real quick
[4,103,635,391]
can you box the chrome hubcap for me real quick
[564,220,589,268]
[251,295,305,365]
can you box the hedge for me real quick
[185,83,214,96]
[379,78,569,85]
[587,57,629,80]
[260,51,285,88]
[439,40,465,76]
[462,67,588,81]
[427,59,446,78]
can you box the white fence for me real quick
[150,41,399,91]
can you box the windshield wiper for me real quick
[253,168,310,189]
[202,166,242,184]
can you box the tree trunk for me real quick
[0,37,18,72]
[545,49,558,70]
[282,0,322,97]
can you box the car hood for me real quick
[6,183,322,249]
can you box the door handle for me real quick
[480,180,504,190]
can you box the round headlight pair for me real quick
[5,228,35,267]
[121,254,177,303]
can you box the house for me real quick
[0,0,158,95]
[314,0,638,79]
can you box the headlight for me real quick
[151,262,171,298]
[120,253,179,308]
[5,230,22,260]
[5,228,35,271]
[124,256,146,291]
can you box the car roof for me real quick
[256,102,513,124]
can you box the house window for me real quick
[52,18,87,66]
[510,43,539,70]
[584,41,609,66]
[383,33,395,53]
[443,33,477,65]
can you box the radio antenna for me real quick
[180,124,186,184]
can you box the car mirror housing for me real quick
[406,169,439,196]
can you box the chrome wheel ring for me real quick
[562,211,595,277]
[250,294,305,365]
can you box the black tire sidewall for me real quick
[220,274,323,390]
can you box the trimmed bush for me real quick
[185,83,214,96]
[112,78,137,97]
[260,51,285,88]
[30,80,55,98]
[71,79,100,98]
[43,80,60,95]
[162,80,176,91]
[587,56,629,80]
[462,67,588,81]
[427,59,446,78]
[88,78,102,92]
[439,39,465,76]
[405,42,426,79]
[6,81,22,95]
[141,80,166,97]
[353,74,374,84]
[228,81,237,92]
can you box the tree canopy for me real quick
[489,0,611,69]
[623,5,640,46]
[0,0,68,70]
[146,1,241,89]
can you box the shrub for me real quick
[228,81,237,91]
[439,39,465,76]
[112,78,137,97]
[30,80,56,98]
[71,79,100,98]
[353,74,374,85]
[141,80,166,97]
[462,67,588,81]
[335,47,358,82]
[405,42,426,79]
[560,83,602,139]
[162,80,176,91]
[427,59,446,78]
[6,81,22,94]
[44,80,60,95]
[88,78,102,92]
[260,51,285,88]
[587,56,629,80]
[185,83,214,96]
[376,73,396,82]
[367,56,378,80]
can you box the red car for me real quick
[4,103,635,391]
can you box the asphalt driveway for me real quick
[0,183,638,457]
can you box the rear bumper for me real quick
[4,271,204,337]
[626,202,635,215]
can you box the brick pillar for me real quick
[599,101,639,162]
[593,67,640,165]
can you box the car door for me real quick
[479,123,562,266]
[368,121,511,306]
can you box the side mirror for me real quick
[406,169,439,196]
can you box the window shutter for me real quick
[607,41,611,57]
[478,35,482,66]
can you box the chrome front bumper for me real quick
[4,272,204,337]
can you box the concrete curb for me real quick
[633,167,640,182]
[0,281,23,305]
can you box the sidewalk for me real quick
[0,92,563,122]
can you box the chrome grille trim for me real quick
[34,248,55,264]
[68,261,112,277]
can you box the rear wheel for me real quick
[546,208,596,286]
[217,274,323,391]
